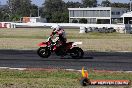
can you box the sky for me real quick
[0,0,130,6]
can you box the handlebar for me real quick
[47,37,51,41]
[47,36,59,44]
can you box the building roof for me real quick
[121,11,132,17]
[68,7,127,11]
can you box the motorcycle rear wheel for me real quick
[70,47,84,59]
[37,47,51,58]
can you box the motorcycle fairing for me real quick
[72,42,82,47]
[38,42,47,47]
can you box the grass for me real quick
[0,69,80,88]
[0,28,132,88]
[0,28,132,39]
[0,28,132,51]
[0,69,131,88]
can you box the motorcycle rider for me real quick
[50,25,67,46]
[50,25,67,58]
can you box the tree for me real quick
[82,0,97,7]
[111,2,129,8]
[52,12,62,23]
[101,0,111,7]
[0,11,4,21]
[10,14,21,21]
[0,5,10,21]
[60,12,69,23]
[65,1,82,8]
[7,0,32,21]
[0,2,3,21]
[30,4,39,17]
[41,0,83,23]
[42,0,65,22]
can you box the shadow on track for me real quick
[0,49,132,59]
[0,50,132,71]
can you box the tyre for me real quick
[70,47,84,59]
[80,78,91,86]
[37,47,51,58]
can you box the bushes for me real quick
[72,19,88,23]
[72,19,78,23]
[79,18,87,24]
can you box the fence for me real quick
[0,22,132,33]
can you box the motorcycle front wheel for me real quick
[37,47,51,58]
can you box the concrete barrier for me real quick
[0,22,12,28]
[79,26,86,33]
[0,22,132,33]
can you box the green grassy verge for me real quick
[0,69,131,88]
[0,28,132,39]
[0,28,132,88]
[1,28,132,51]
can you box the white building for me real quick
[121,11,132,24]
[68,7,128,24]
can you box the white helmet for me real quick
[51,25,61,32]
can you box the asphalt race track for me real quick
[0,50,132,71]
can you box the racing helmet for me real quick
[51,25,61,32]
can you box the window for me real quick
[71,10,110,17]
[83,10,87,17]
[74,10,83,17]
[112,11,120,15]
[100,10,110,17]
[111,12,115,15]
[116,12,120,15]
[70,10,74,17]
[122,11,124,13]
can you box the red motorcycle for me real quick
[37,37,84,59]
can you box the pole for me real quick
[38,6,40,17]
[130,0,132,11]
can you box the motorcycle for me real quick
[37,37,84,59]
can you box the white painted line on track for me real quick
[0,67,9,69]
[0,67,26,71]
[0,67,132,73]
[9,68,26,71]
[116,51,132,52]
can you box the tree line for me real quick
[0,0,130,22]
